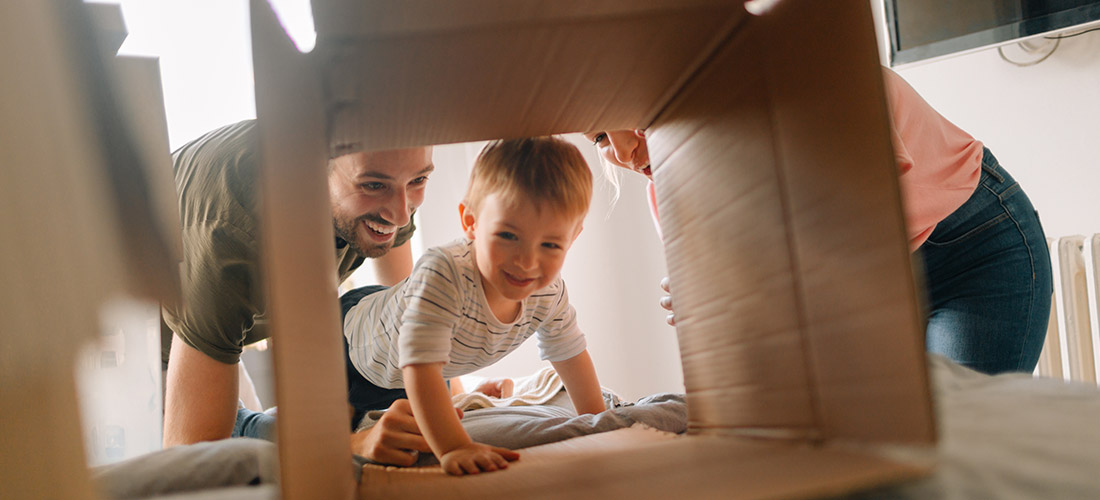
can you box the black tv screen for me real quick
[886,0,1100,65]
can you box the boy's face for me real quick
[461,193,583,316]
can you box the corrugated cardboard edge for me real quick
[251,0,356,498]
[356,427,932,499]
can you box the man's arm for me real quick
[371,242,414,286]
[163,335,239,446]
[551,350,606,415]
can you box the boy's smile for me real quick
[461,193,583,322]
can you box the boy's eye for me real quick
[541,242,562,250]
[592,133,607,146]
[410,176,429,186]
[496,232,518,241]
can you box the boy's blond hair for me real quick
[464,136,592,220]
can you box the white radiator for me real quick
[1036,235,1100,385]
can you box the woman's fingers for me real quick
[659,276,676,325]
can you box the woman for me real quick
[584,68,1052,375]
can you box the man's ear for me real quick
[459,202,477,239]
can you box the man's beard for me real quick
[333,213,394,258]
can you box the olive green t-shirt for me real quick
[160,120,415,365]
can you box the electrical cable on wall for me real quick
[999,25,1099,67]
[998,37,1060,67]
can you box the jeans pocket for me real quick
[924,212,1010,247]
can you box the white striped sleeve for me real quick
[398,248,462,367]
[535,280,587,362]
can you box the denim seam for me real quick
[980,163,1004,183]
[997,194,1039,371]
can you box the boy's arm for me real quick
[551,349,606,415]
[403,363,470,453]
[403,363,519,475]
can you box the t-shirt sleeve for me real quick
[397,249,462,367]
[162,219,262,365]
[535,280,587,362]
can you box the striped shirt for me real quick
[343,238,586,389]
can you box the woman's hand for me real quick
[660,276,676,326]
[439,442,520,476]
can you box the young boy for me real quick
[340,136,605,475]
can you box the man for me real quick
[161,119,435,465]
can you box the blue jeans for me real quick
[232,406,276,441]
[916,147,1052,374]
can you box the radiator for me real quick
[1036,235,1100,385]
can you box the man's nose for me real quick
[380,188,411,227]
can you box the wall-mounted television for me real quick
[885,0,1100,66]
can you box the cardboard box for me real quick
[249,0,935,498]
[1,2,179,498]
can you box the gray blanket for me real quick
[93,392,688,498]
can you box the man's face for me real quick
[328,147,434,257]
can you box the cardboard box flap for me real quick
[314,0,741,41]
[311,0,747,151]
[650,0,935,445]
[358,428,931,499]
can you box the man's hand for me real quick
[659,276,676,326]
[350,399,463,466]
[439,442,520,476]
[473,378,514,398]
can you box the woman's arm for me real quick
[551,350,605,415]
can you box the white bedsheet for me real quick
[851,355,1100,499]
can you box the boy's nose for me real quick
[514,248,537,270]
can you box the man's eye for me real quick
[361,182,385,191]
[410,176,429,186]
[496,232,518,241]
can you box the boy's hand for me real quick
[439,443,520,476]
[473,378,514,398]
